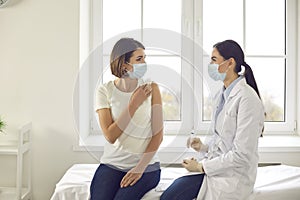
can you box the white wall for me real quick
[0,0,299,200]
[0,0,97,199]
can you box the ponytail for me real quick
[243,62,264,136]
[242,62,261,99]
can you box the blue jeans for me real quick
[90,163,161,200]
[160,174,204,200]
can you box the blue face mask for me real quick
[208,62,227,81]
[127,63,147,79]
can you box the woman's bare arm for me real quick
[96,84,152,144]
[120,82,163,187]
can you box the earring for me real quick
[121,68,128,76]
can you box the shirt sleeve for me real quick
[94,84,110,112]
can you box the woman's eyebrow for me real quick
[136,55,145,59]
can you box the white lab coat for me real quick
[197,78,264,200]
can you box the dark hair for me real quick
[213,40,261,99]
[110,38,145,78]
[214,40,265,136]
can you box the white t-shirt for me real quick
[94,79,159,170]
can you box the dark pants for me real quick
[160,174,204,200]
[90,164,161,200]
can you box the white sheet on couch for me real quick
[50,164,300,200]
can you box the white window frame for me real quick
[193,0,297,134]
[77,0,298,148]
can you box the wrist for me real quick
[134,164,146,173]
[128,102,138,114]
[197,163,204,173]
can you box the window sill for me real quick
[73,134,300,153]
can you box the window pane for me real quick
[245,0,285,55]
[145,56,181,121]
[203,85,213,121]
[160,85,181,121]
[143,0,181,56]
[202,56,223,121]
[144,49,174,56]
[247,57,285,121]
[103,0,141,42]
[143,0,181,33]
[203,0,243,53]
[102,56,114,84]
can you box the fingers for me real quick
[130,178,139,186]
[182,158,190,164]
[130,84,152,108]
[143,84,152,96]
[182,159,191,169]
[187,138,198,148]
[121,176,139,187]
[120,173,141,188]
[182,160,188,167]
[191,140,198,148]
[183,158,196,162]
[120,175,131,188]
[136,84,152,96]
[182,158,199,172]
[192,137,201,146]
[193,137,200,143]
[141,84,148,89]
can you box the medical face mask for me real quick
[208,61,227,81]
[127,63,147,79]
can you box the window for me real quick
[199,0,297,133]
[77,0,297,146]
[91,0,193,134]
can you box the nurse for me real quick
[160,39,265,200]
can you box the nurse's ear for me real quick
[228,57,236,69]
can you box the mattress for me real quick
[50,164,300,200]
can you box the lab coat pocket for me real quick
[211,175,239,193]
[221,111,237,139]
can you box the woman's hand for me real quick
[120,167,144,188]
[129,84,152,109]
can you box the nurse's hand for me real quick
[120,167,143,188]
[187,137,203,152]
[182,158,204,173]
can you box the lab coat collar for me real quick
[226,77,246,101]
[223,76,243,102]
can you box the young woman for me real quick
[90,38,163,200]
[160,40,265,200]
